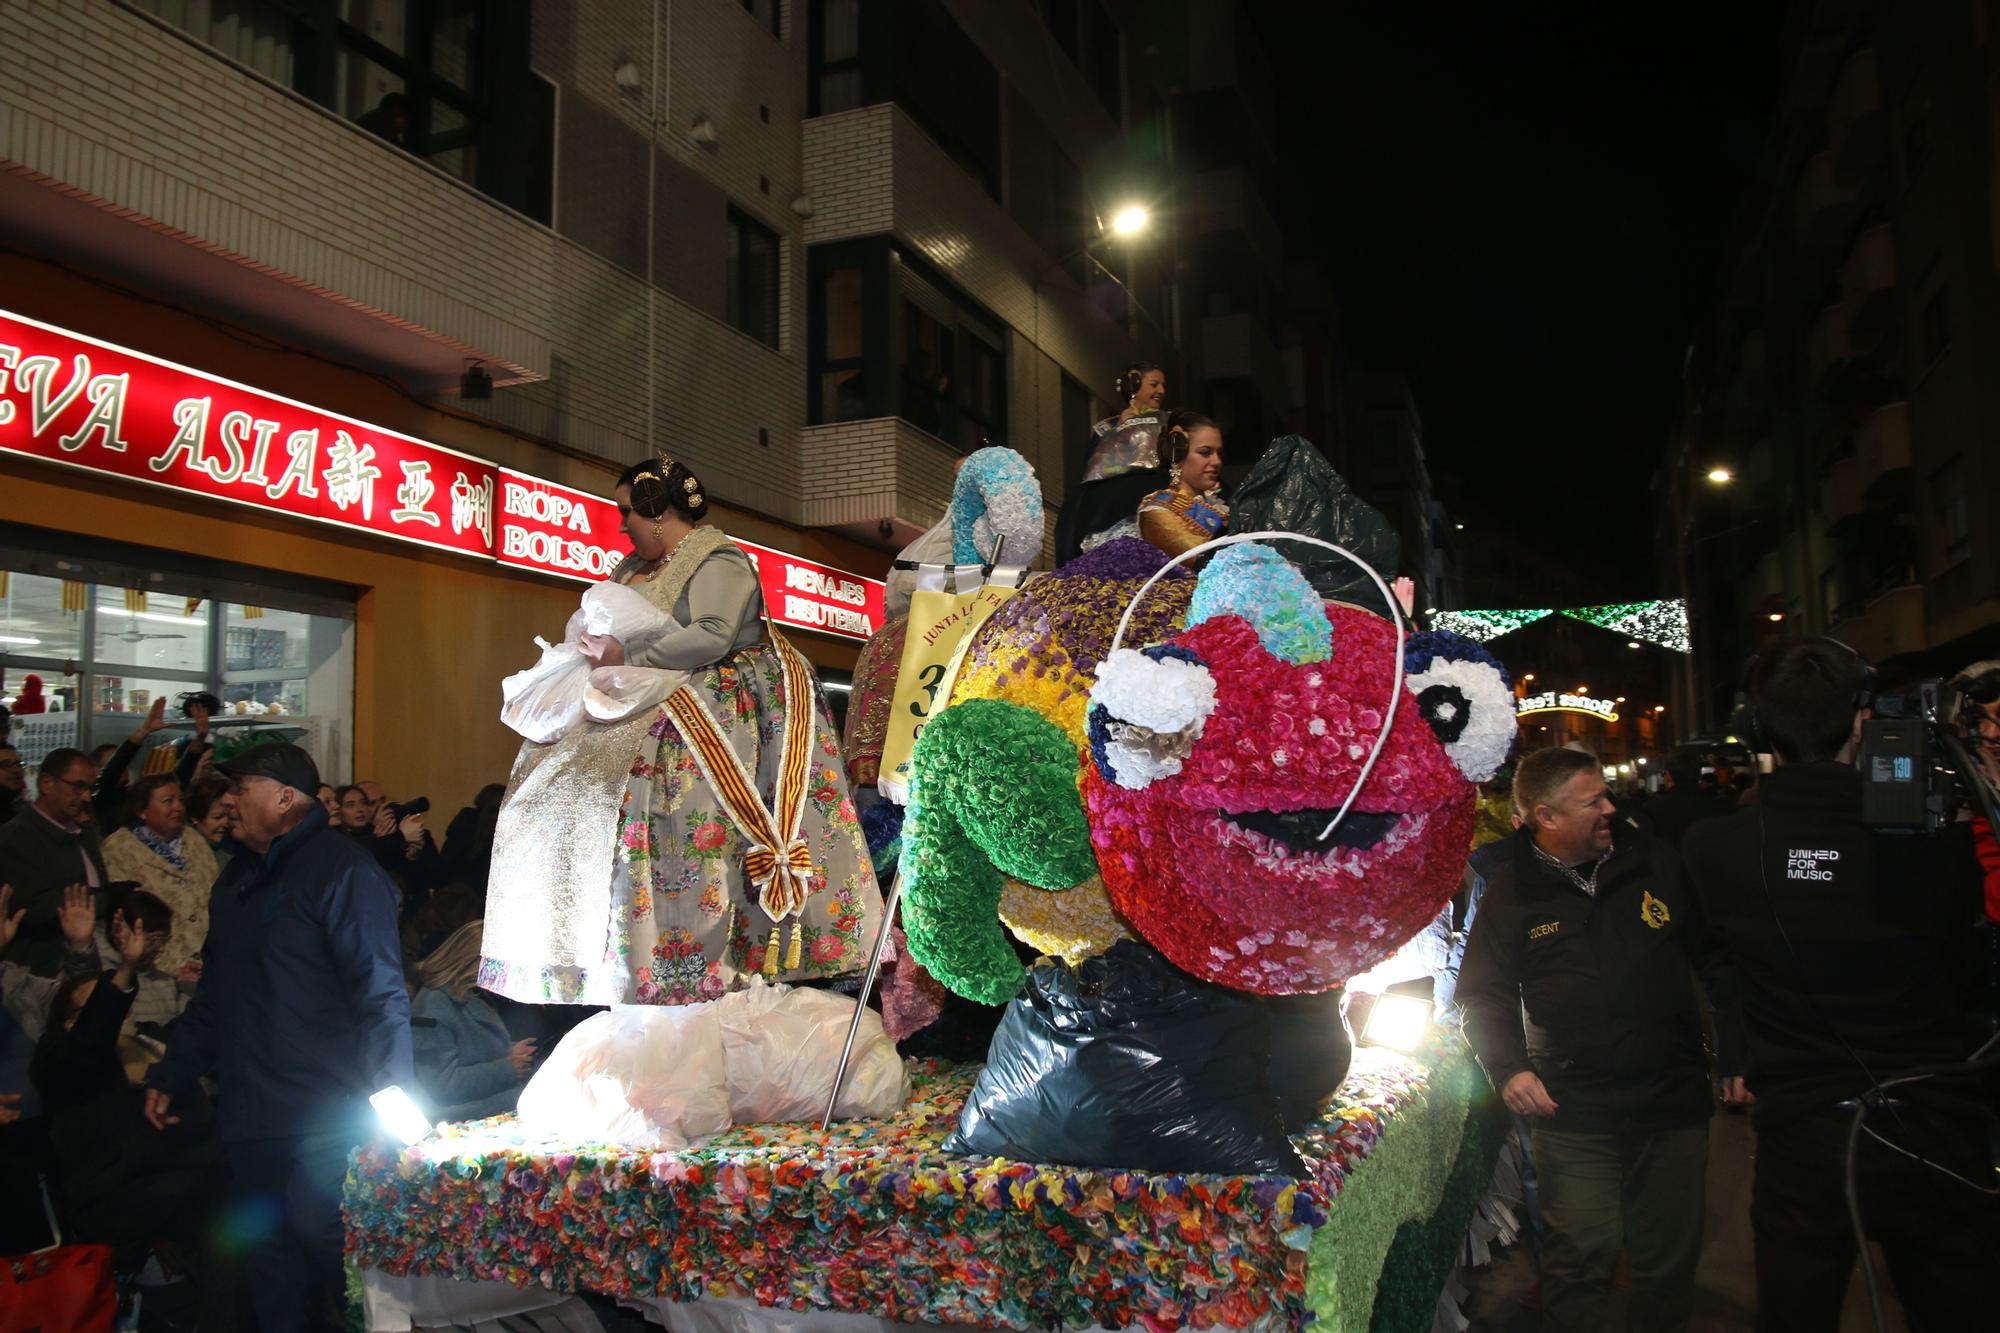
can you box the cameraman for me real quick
[1681,638,1996,1331]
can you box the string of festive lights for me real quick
[1430,600,1690,654]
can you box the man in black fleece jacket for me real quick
[1458,745,1729,1333]
[1682,638,1995,1332]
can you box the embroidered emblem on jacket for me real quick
[1640,890,1671,929]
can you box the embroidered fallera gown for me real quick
[481,526,884,1006]
[1137,486,1229,559]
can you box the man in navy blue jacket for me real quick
[144,743,411,1331]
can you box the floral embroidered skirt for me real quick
[481,643,884,1006]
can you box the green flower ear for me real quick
[1187,544,1333,663]
[902,698,1100,1005]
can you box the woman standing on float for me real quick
[480,453,882,1006]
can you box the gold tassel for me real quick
[762,927,781,976]
[784,921,802,971]
[0,571,9,597]
[124,588,147,613]
[184,598,202,617]
[61,580,87,613]
[242,605,264,620]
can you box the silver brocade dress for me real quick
[480,526,884,1005]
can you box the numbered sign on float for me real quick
[876,578,1020,804]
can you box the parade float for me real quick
[347,498,1516,1331]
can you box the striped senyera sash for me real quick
[662,631,822,924]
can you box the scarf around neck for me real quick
[133,823,188,871]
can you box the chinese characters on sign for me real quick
[0,308,886,642]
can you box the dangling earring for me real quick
[1169,462,1182,488]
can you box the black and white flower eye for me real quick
[1404,633,1516,782]
[1088,645,1217,789]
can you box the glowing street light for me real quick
[1705,467,1734,485]
[1109,205,1150,237]
[1654,705,1667,713]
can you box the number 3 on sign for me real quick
[910,662,946,717]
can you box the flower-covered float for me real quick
[841,446,1044,791]
[899,533,1515,1173]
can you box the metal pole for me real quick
[821,532,1006,1130]
[821,870,902,1129]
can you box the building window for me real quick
[1038,0,1122,119]
[955,331,1004,453]
[810,0,867,113]
[1934,457,1971,564]
[1061,372,1098,485]
[128,0,554,224]
[727,207,781,348]
[739,0,779,38]
[1919,285,1951,368]
[900,301,952,437]
[815,265,869,421]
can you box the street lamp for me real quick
[1705,467,1735,485]
[1109,204,1150,238]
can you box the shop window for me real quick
[738,0,779,38]
[727,207,782,348]
[127,0,553,225]
[0,555,353,776]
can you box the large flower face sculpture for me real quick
[902,539,1512,1003]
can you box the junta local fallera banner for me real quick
[0,307,886,641]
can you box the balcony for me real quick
[1829,582,1925,662]
[1828,49,1885,183]
[1841,225,1898,353]
[1796,152,1861,252]
[1820,454,1861,521]
[1201,310,1287,396]
[1807,302,1852,387]
[1853,401,1912,495]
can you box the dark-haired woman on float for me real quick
[1136,410,1229,558]
[1079,363,1167,482]
[482,453,882,1007]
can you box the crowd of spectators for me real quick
[0,699,526,1327]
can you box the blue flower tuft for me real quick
[1187,544,1333,664]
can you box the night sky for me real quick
[1254,4,1786,599]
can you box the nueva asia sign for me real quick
[0,308,885,642]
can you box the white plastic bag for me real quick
[501,582,685,743]
[514,1005,732,1149]
[714,979,909,1124]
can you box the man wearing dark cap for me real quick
[143,743,411,1331]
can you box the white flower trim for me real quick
[1092,649,1218,734]
[1407,655,1514,782]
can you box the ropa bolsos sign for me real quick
[0,308,498,559]
[0,308,888,639]
[494,472,886,641]
[497,470,627,581]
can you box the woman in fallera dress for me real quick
[480,452,883,1007]
[1079,363,1168,483]
[1137,410,1229,558]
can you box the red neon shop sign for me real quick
[0,308,886,641]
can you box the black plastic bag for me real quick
[1227,435,1401,603]
[947,940,1307,1177]
[1264,987,1353,1131]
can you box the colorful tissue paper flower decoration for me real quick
[949,538,1194,745]
[1186,543,1333,664]
[950,446,1044,566]
[1085,603,1475,995]
[903,699,1102,1004]
[1402,629,1517,783]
